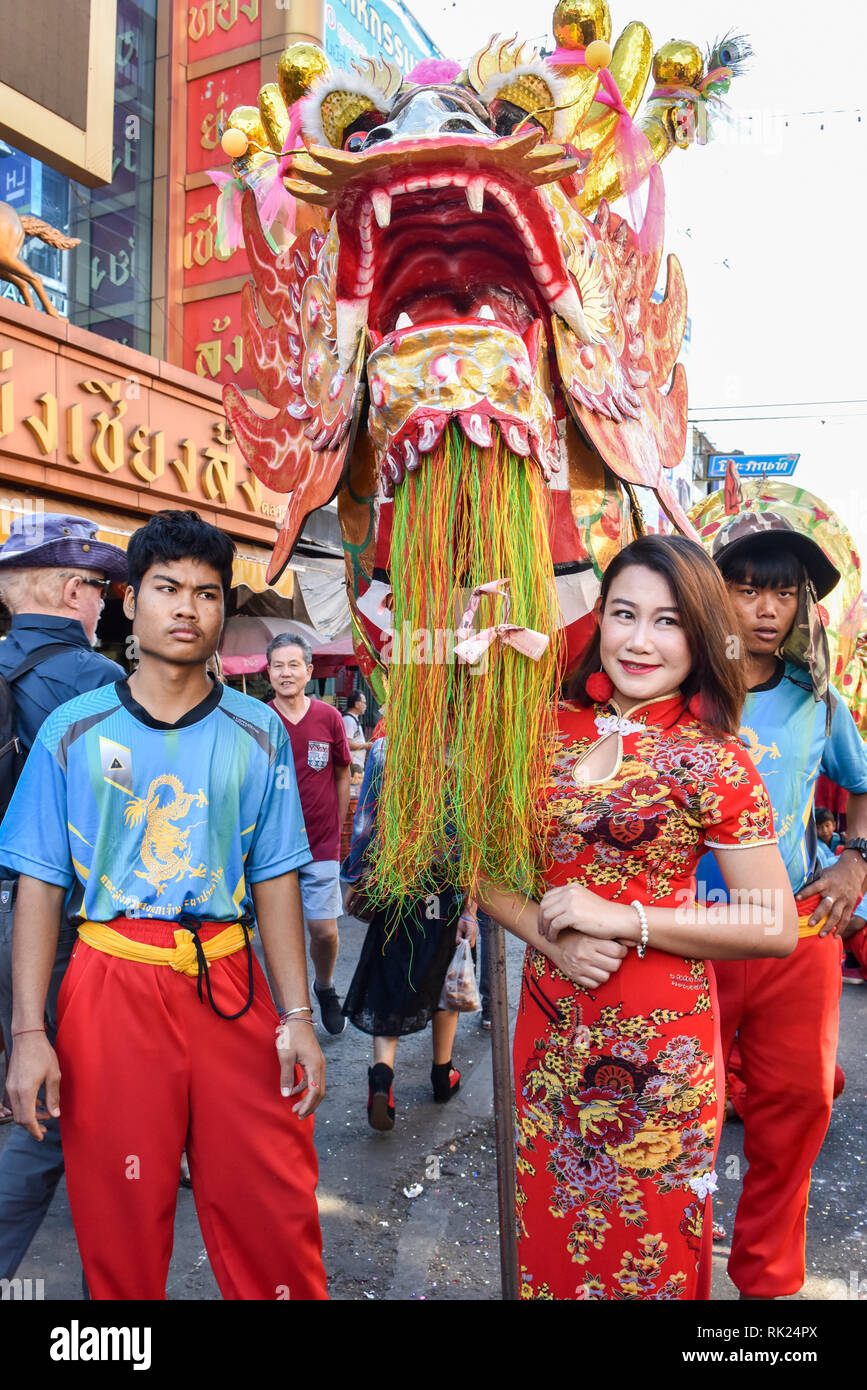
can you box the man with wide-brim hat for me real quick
[692,480,867,1301]
[0,511,126,1281]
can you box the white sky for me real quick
[411,1,867,558]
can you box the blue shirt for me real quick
[0,613,125,754]
[698,661,867,896]
[0,614,124,879]
[0,679,312,923]
[340,737,385,885]
[815,839,838,870]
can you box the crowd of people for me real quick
[0,501,863,1301]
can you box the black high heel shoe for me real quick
[431,1060,461,1103]
[368,1063,395,1131]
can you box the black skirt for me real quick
[343,886,469,1037]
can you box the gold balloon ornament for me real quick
[278,42,330,109]
[259,82,290,153]
[221,127,249,159]
[552,0,612,49]
[585,38,613,70]
[653,40,704,89]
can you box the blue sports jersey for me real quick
[0,679,312,923]
[697,662,867,897]
[815,839,838,870]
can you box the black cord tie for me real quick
[178,916,255,1021]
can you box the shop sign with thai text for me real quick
[0,321,285,543]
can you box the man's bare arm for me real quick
[7,877,65,1139]
[252,872,325,1117]
[335,763,351,825]
[253,871,311,1012]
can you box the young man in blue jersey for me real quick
[699,516,867,1300]
[0,510,328,1300]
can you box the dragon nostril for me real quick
[361,126,394,149]
[441,117,478,134]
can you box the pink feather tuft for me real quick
[408,58,462,85]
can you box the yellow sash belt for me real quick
[795,889,832,939]
[797,913,827,939]
[77,920,249,975]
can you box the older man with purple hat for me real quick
[0,511,126,1281]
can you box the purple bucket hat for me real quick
[0,514,127,582]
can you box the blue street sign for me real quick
[324,0,441,78]
[707,454,799,478]
[1,152,30,207]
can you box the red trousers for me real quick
[848,924,867,976]
[713,931,843,1299]
[56,921,327,1301]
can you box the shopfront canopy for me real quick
[219,615,322,676]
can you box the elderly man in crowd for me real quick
[267,634,352,1034]
[0,512,126,1280]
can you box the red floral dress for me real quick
[514,695,776,1300]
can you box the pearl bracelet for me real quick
[631,900,649,959]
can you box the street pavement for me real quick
[1,922,864,1301]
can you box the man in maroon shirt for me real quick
[267,634,351,1034]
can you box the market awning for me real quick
[219,615,321,676]
[311,633,358,678]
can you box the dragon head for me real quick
[222,0,742,897]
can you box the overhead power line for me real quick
[688,412,867,424]
[690,398,867,412]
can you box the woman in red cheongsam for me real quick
[480,535,798,1300]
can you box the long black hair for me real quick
[565,534,747,737]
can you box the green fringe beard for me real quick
[366,423,559,904]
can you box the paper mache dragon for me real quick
[219,0,751,899]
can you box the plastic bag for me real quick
[438,938,481,1013]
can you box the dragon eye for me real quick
[489,97,546,137]
[342,109,386,152]
[468,38,568,141]
[303,57,403,150]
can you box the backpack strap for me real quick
[5,642,73,684]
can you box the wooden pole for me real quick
[487,917,519,1300]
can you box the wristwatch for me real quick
[842,837,867,865]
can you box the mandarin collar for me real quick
[593,692,687,727]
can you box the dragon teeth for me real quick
[477,304,495,320]
[335,297,369,372]
[549,284,594,345]
[466,178,486,214]
[371,189,392,228]
[395,311,413,330]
